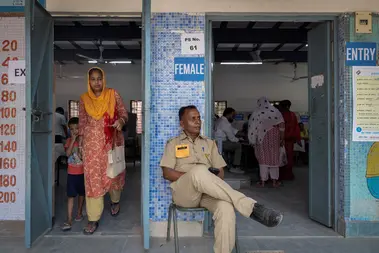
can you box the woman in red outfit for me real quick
[279,100,301,181]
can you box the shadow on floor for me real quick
[50,163,141,235]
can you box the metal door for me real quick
[25,0,54,247]
[141,0,151,249]
[308,21,332,227]
[205,19,215,138]
[203,18,215,233]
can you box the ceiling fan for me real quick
[55,64,84,79]
[280,62,308,82]
[76,39,107,64]
[249,50,285,63]
[76,39,132,64]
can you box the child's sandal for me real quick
[61,222,72,231]
[75,215,84,222]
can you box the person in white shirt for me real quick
[215,108,244,174]
[54,107,68,178]
[55,107,68,141]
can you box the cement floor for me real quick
[49,163,141,236]
[2,236,379,253]
[2,165,377,253]
[235,165,338,237]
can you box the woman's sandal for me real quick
[83,221,99,235]
[273,181,282,188]
[61,222,72,231]
[110,202,120,217]
[256,181,265,188]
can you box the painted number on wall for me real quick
[0,17,26,220]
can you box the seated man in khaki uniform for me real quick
[160,105,283,253]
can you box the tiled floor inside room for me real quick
[235,165,338,237]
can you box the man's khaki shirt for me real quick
[160,132,227,172]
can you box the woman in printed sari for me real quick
[79,67,128,234]
[278,100,300,181]
[248,97,285,187]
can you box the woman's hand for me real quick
[112,119,124,131]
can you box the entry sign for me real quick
[174,57,205,81]
[181,33,205,55]
[8,60,26,84]
[1,0,24,6]
[346,42,377,66]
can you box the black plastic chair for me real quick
[55,155,67,186]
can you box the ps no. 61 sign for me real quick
[181,33,205,55]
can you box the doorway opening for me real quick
[51,17,143,235]
[207,18,339,237]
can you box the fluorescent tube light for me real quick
[88,60,97,64]
[220,62,263,65]
[109,61,132,64]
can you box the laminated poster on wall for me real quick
[1,0,24,6]
[352,66,379,142]
[0,16,26,220]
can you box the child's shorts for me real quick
[67,174,85,197]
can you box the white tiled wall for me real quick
[54,63,142,111]
[213,63,308,112]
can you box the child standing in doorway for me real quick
[61,117,85,231]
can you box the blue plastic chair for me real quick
[166,203,240,253]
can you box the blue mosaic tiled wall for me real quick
[338,14,379,236]
[149,13,206,222]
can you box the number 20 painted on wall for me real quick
[1,40,18,52]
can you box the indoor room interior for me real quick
[52,18,142,235]
[211,21,337,237]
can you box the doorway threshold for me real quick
[45,233,141,238]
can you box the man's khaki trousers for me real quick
[171,165,256,253]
